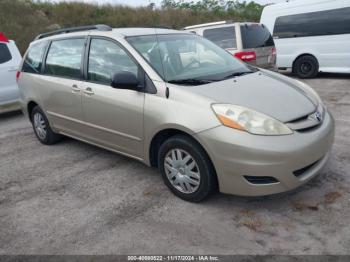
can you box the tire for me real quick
[293,55,319,79]
[158,135,217,202]
[30,106,62,145]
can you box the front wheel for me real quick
[31,106,62,145]
[158,135,217,202]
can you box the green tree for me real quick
[0,0,264,54]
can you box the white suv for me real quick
[184,21,277,70]
[0,32,22,111]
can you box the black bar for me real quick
[34,24,112,40]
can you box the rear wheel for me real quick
[31,106,62,145]
[293,55,319,79]
[158,135,217,202]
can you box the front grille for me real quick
[293,159,320,177]
[286,104,325,131]
[295,125,321,133]
[244,176,279,185]
[288,115,309,123]
[287,114,322,131]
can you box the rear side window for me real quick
[240,24,274,49]
[203,26,237,49]
[273,7,350,39]
[22,41,47,74]
[0,43,12,64]
[45,38,85,79]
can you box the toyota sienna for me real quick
[18,25,335,202]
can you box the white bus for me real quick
[261,0,350,78]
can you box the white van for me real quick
[0,33,22,110]
[261,0,350,78]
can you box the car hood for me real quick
[174,70,318,123]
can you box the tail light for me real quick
[0,32,9,43]
[16,71,21,82]
[234,51,256,62]
[271,47,277,56]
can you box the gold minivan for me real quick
[184,21,277,70]
[18,25,334,202]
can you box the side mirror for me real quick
[111,71,139,90]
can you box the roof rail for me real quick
[182,20,234,30]
[34,24,112,40]
[153,26,172,29]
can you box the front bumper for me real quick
[195,111,335,196]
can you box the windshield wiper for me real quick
[168,78,215,86]
[223,71,255,80]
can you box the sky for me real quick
[50,0,288,6]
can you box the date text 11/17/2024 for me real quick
[127,255,219,261]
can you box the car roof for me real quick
[32,26,188,45]
[183,21,261,31]
[112,27,183,36]
[263,0,338,12]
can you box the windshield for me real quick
[127,34,254,84]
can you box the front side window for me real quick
[127,34,252,83]
[0,43,12,64]
[274,7,350,39]
[203,26,237,49]
[45,38,85,79]
[88,38,139,85]
[22,41,47,73]
[240,24,274,49]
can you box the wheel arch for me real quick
[292,53,319,72]
[148,128,216,177]
[27,101,39,121]
[149,128,193,167]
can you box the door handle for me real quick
[84,87,94,95]
[71,84,81,93]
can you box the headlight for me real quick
[212,104,293,135]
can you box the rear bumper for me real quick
[195,111,335,196]
[0,88,20,107]
[248,61,277,71]
[0,98,20,107]
[0,100,21,113]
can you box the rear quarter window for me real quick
[0,43,12,64]
[203,26,237,49]
[240,24,274,49]
[22,41,48,74]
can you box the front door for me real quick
[81,38,144,158]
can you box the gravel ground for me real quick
[0,73,349,255]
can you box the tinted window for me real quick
[22,41,47,74]
[203,26,237,49]
[240,24,274,49]
[274,7,350,39]
[0,43,12,64]
[45,38,85,79]
[88,38,139,85]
